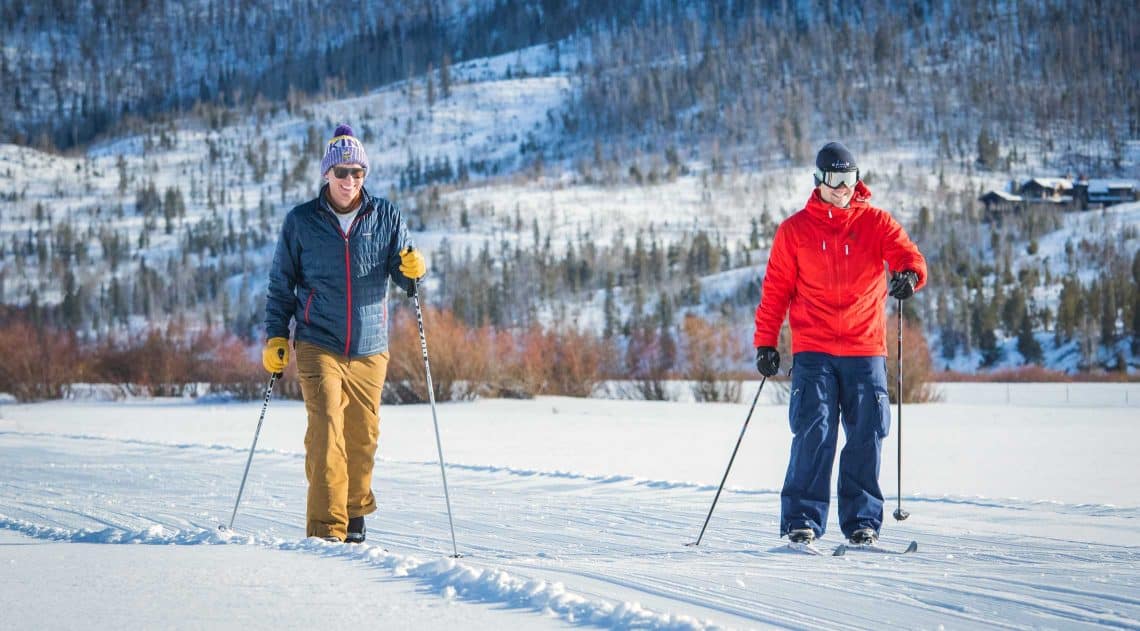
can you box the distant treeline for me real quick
[2,0,641,148]
[4,0,1136,165]
[570,0,1138,170]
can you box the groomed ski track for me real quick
[2,423,1137,631]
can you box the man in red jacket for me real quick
[753,141,927,546]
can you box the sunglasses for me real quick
[815,169,859,189]
[331,166,366,180]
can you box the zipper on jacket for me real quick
[342,237,352,355]
[340,213,366,356]
[304,289,315,324]
[321,195,373,358]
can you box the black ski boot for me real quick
[787,528,815,544]
[346,516,366,543]
[847,528,877,545]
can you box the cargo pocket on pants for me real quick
[875,392,891,438]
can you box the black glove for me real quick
[888,270,918,300]
[755,346,780,377]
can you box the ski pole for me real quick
[686,378,766,547]
[225,360,282,531]
[893,298,910,521]
[407,271,462,558]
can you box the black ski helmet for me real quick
[815,141,857,172]
[814,141,859,187]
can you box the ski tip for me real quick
[905,540,918,553]
[832,544,847,557]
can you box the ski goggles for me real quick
[331,166,366,180]
[814,169,859,189]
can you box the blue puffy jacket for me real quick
[265,186,416,357]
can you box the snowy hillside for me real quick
[0,11,1137,378]
[2,385,1138,629]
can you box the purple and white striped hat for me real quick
[320,124,369,176]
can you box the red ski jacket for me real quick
[753,182,927,356]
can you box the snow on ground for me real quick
[2,384,1138,630]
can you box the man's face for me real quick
[325,164,366,210]
[818,180,855,207]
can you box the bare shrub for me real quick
[937,366,1071,382]
[0,317,80,402]
[519,325,616,397]
[89,325,198,397]
[681,314,742,403]
[623,326,675,400]
[887,314,941,403]
[200,331,267,399]
[384,304,503,403]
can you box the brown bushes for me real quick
[520,325,618,397]
[89,325,266,399]
[681,314,742,403]
[385,305,499,403]
[383,306,617,403]
[936,365,1139,383]
[0,305,949,404]
[0,318,80,401]
[887,314,941,403]
[0,314,265,402]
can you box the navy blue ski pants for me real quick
[780,352,891,539]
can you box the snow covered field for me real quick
[2,386,1138,630]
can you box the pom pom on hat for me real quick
[320,123,369,177]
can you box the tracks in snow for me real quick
[2,430,1138,630]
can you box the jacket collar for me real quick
[318,184,372,215]
[804,181,873,221]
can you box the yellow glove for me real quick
[399,246,427,279]
[262,337,289,374]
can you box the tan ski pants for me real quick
[295,341,388,540]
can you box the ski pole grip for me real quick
[404,245,419,298]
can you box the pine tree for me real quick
[1055,276,1081,343]
[1100,279,1118,346]
[976,128,1001,170]
[440,53,452,99]
[971,288,1000,366]
[1129,251,1140,352]
[1016,310,1043,365]
[603,272,616,339]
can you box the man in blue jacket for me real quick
[263,123,426,543]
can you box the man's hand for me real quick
[399,246,427,279]
[755,346,780,377]
[262,337,289,374]
[889,270,918,300]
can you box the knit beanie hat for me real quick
[320,124,369,177]
[815,141,857,172]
